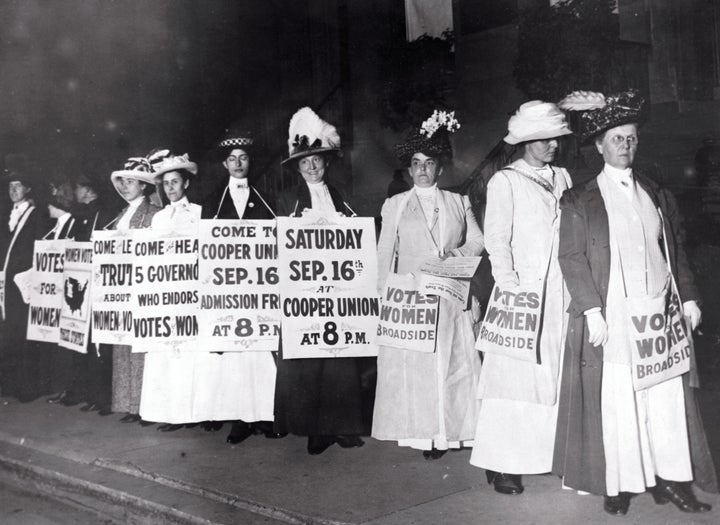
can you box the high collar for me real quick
[229,176,248,188]
[603,163,633,181]
[12,200,30,213]
[169,196,189,207]
[126,194,145,209]
[414,183,438,196]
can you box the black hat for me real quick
[394,110,460,166]
[217,125,257,159]
[3,153,34,187]
[580,89,645,142]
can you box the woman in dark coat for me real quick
[0,169,49,401]
[553,90,717,516]
[274,107,364,455]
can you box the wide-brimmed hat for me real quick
[282,107,342,165]
[579,89,645,142]
[395,109,460,165]
[503,101,572,145]
[153,153,198,180]
[110,155,159,186]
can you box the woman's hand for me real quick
[586,311,608,347]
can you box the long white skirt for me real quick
[470,398,559,474]
[191,351,276,422]
[602,363,692,496]
[140,351,277,423]
[372,300,481,450]
[140,351,199,423]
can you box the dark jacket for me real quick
[70,199,117,241]
[553,172,718,495]
[276,182,353,218]
[110,198,161,230]
[201,183,275,220]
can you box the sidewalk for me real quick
[0,396,718,525]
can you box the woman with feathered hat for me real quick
[107,152,162,423]
[470,101,573,495]
[373,110,484,460]
[273,107,364,455]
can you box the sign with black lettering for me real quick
[130,231,199,352]
[58,241,93,353]
[475,283,544,362]
[91,230,134,344]
[198,219,280,351]
[628,284,691,390]
[376,273,439,352]
[277,216,379,358]
[26,240,65,343]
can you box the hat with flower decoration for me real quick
[395,110,460,165]
[577,89,645,142]
[504,101,572,145]
[110,149,170,187]
[282,107,342,165]
[152,153,198,181]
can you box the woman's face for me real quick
[115,176,146,202]
[162,171,189,203]
[8,181,31,203]
[523,139,558,167]
[297,154,327,184]
[408,153,442,188]
[223,148,250,179]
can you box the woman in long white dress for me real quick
[373,111,484,459]
[139,153,202,429]
[470,101,572,494]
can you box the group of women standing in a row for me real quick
[2,98,715,519]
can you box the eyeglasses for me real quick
[609,135,638,146]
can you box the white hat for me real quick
[503,101,572,145]
[152,153,198,180]
[282,107,342,165]
[110,156,158,186]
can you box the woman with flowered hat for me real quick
[108,151,162,423]
[197,129,279,444]
[137,152,202,430]
[372,110,484,460]
[470,101,572,494]
[273,107,364,455]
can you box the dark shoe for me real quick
[120,413,141,423]
[252,421,287,439]
[59,393,81,407]
[138,419,155,427]
[486,470,524,495]
[97,407,113,416]
[422,449,447,460]
[335,435,364,449]
[47,391,67,404]
[157,424,184,432]
[307,435,335,455]
[652,478,711,513]
[603,493,631,516]
[226,422,253,444]
[202,421,223,432]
